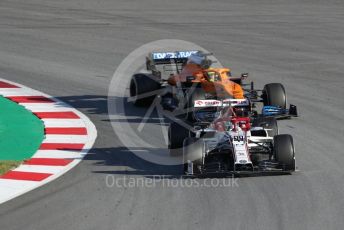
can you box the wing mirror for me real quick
[241,73,249,79]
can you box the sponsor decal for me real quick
[194,100,222,107]
[152,51,198,60]
[195,100,204,106]
[233,136,244,142]
[223,99,249,106]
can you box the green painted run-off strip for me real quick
[0,96,44,160]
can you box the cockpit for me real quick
[204,69,232,82]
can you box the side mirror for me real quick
[241,73,249,79]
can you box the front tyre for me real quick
[273,134,295,171]
[263,83,287,109]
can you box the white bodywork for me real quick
[231,129,252,166]
[190,98,274,172]
[198,125,272,170]
[194,99,249,108]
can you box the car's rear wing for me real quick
[146,50,201,80]
[148,50,199,64]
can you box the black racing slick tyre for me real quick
[263,83,287,109]
[273,134,295,171]
[183,137,203,175]
[168,121,190,156]
[252,117,278,137]
[130,74,160,106]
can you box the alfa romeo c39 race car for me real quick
[129,50,298,120]
[174,98,296,176]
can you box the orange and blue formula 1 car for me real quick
[129,50,298,120]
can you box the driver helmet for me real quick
[233,107,249,117]
[207,71,216,82]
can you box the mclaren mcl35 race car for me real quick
[129,50,298,120]
[169,98,296,176]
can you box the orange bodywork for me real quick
[167,64,244,99]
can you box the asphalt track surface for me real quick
[0,0,344,229]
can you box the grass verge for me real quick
[0,161,22,175]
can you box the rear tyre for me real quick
[263,83,287,109]
[130,74,160,106]
[273,134,295,171]
[252,117,278,137]
[168,121,190,156]
[183,137,203,175]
